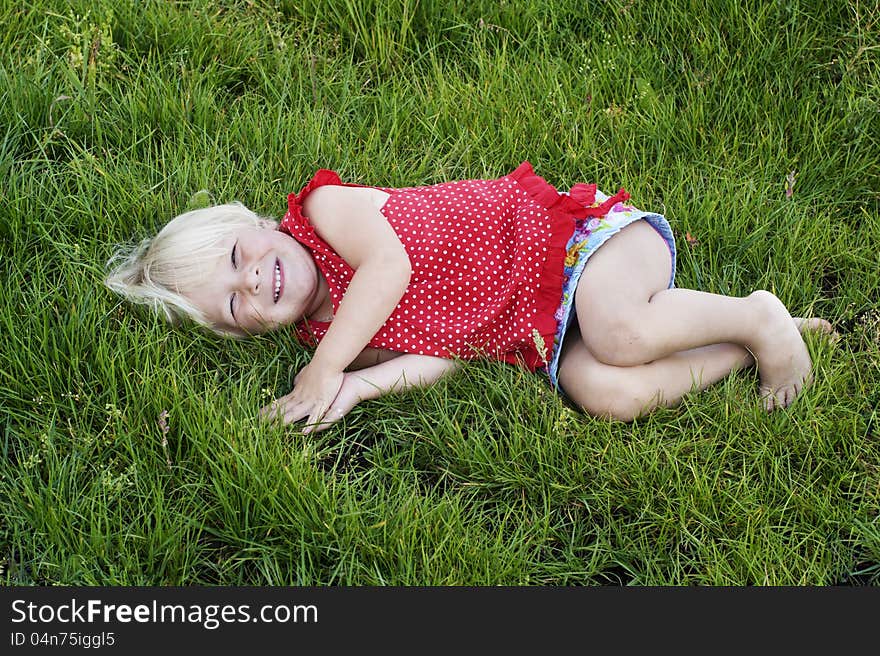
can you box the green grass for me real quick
[1,0,878,585]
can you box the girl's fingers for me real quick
[260,400,286,421]
[261,397,309,425]
[261,389,308,421]
[283,402,312,425]
[261,395,340,428]
[261,390,302,420]
[302,404,333,434]
[305,409,340,434]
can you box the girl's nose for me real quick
[246,264,261,295]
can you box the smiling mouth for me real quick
[273,258,283,303]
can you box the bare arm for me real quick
[346,353,461,401]
[346,347,402,371]
[309,354,461,433]
[263,185,412,430]
[305,186,411,370]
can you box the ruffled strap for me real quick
[279,169,350,346]
[280,169,346,260]
[291,169,342,206]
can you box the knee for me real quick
[578,395,649,423]
[560,363,653,422]
[581,314,653,367]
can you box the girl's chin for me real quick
[274,306,298,326]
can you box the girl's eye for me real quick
[230,293,236,321]
[231,242,238,269]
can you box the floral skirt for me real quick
[543,192,677,390]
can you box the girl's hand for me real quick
[303,373,365,434]
[260,363,344,434]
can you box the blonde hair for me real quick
[105,202,277,335]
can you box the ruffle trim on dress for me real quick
[281,169,350,347]
[282,169,343,259]
[569,183,631,218]
[509,161,630,219]
[506,161,584,370]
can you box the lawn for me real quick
[1,0,878,585]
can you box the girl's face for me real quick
[185,225,326,335]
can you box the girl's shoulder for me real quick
[288,168,391,221]
[301,184,390,221]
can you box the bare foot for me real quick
[794,317,839,341]
[749,291,814,411]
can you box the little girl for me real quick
[106,161,832,433]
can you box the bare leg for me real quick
[558,318,832,421]
[575,220,816,410]
[558,332,752,421]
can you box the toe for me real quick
[782,380,808,408]
[795,317,839,341]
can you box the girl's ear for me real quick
[258,218,279,231]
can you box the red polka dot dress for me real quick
[278,161,629,371]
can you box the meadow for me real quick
[1,0,878,585]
